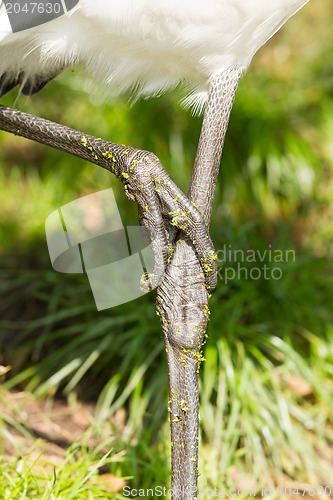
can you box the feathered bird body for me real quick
[0,0,309,109]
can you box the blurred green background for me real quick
[0,0,332,496]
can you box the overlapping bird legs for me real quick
[0,104,217,291]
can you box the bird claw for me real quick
[117,149,217,291]
[0,105,217,290]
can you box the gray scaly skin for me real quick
[0,67,240,499]
[0,104,216,291]
[157,69,241,499]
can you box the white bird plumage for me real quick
[0,0,309,112]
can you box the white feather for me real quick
[0,0,310,110]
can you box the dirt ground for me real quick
[0,386,127,494]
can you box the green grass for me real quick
[0,0,333,496]
[0,386,171,499]
[0,449,117,500]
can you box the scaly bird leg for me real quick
[157,68,241,499]
[0,104,216,290]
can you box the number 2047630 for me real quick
[4,3,62,15]
[275,485,332,497]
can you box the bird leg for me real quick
[0,104,217,290]
[157,68,241,499]
[0,67,240,499]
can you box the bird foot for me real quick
[115,148,217,291]
[0,105,217,291]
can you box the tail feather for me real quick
[0,73,21,97]
[22,75,57,96]
[0,72,59,98]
